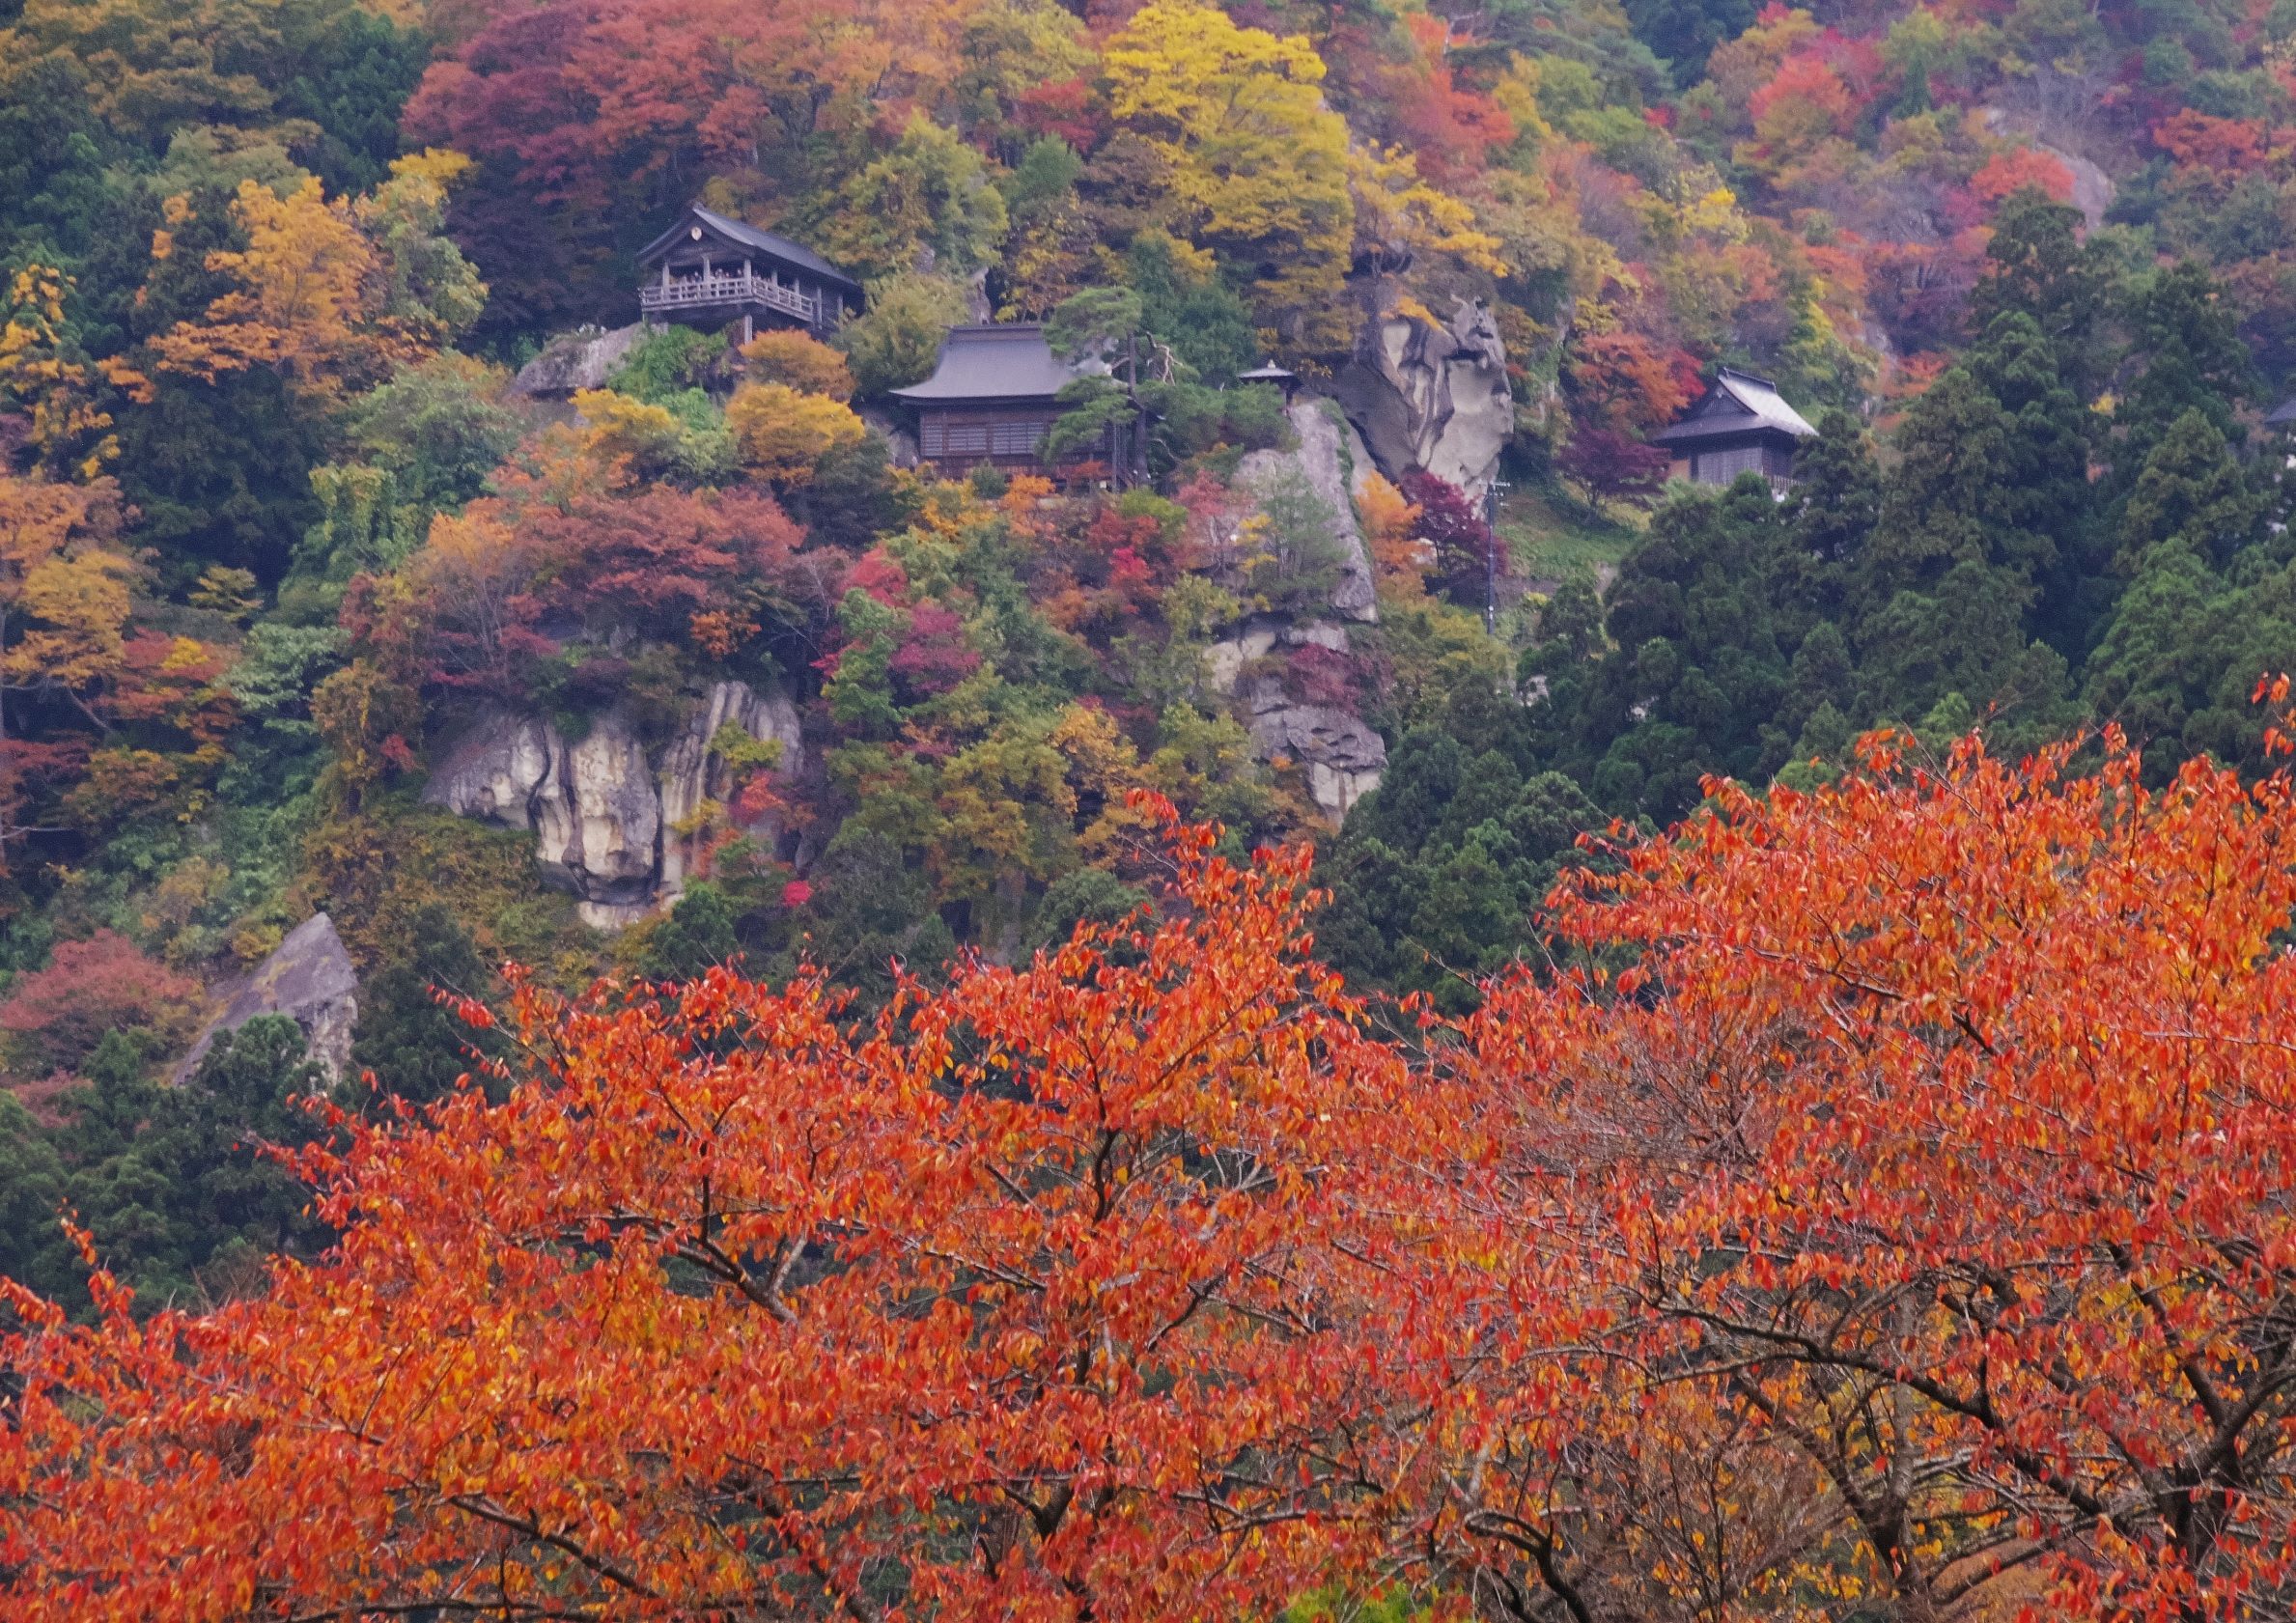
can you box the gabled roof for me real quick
[1651,366,1818,445]
[890,323,1087,405]
[637,204,861,293]
[2266,395,2296,429]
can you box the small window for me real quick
[991,419,1046,458]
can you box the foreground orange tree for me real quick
[12,732,2296,1621]
[0,816,1440,1622]
[1437,726,2296,1621]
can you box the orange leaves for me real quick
[1970,145,2076,207]
[0,812,1427,1623]
[2150,109,2279,175]
[1748,52,1858,156]
[1446,728,2296,1614]
[146,158,483,403]
[16,734,2296,1616]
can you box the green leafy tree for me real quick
[349,903,503,1112]
[821,115,1011,285]
[836,273,972,398]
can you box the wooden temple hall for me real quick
[637,205,862,341]
[891,322,1106,478]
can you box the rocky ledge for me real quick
[423,680,802,928]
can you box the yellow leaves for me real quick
[724,382,867,485]
[1349,143,1507,279]
[737,330,854,401]
[150,177,379,391]
[147,157,484,402]
[0,476,131,698]
[1101,0,1353,340]
[572,389,688,483]
[0,266,119,477]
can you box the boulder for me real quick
[658,680,805,894]
[175,913,359,1084]
[1332,298,1513,503]
[422,710,561,829]
[1241,678,1386,825]
[1233,400,1379,624]
[509,322,646,400]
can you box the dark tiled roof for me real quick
[1238,359,1297,381]
[638,205,861,293]
[1652,366,1818,445]
[2266,395,2296,428]
[890,323,1087,404]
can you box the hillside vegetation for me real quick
[4,5,2296,1599]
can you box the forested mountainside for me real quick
[2,0,2295,1307]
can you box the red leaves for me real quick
[0,818,1427,1623]
[1445,729,2296,1614]
[1970,145,2076,207]
[15,735,2296,1617]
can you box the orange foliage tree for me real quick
[1434,725,2296,1618]
[13,727,2296,1620]
[0,815,1431,1622]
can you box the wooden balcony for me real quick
[639,272,828,330]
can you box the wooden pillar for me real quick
[742,312,754,344]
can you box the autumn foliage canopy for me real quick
[10,726,2296,1620]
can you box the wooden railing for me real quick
[639,273,826,327]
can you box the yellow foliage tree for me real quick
[725,382,868,485]
[148,153,484,401]
[1348,143,1506,283]
[572,390,696,486]
[1357,471,1428,602]
[1102,0,1354,347]
[738,330,854,400]
[0,475,132,865]
[0,266,118,478]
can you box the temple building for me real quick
[1652,366,1817,489]
[637,204,861,341]
[891,322,1108,478]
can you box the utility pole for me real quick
[1483,478,1511,635]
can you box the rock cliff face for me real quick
[1242,678,1386,824]
[658,681,804,893]
[1233,399,1379,624]
[1333,298,1513,502]
[176,913,359,1083]
[424,681,802,928]
[1202,614,1386,825]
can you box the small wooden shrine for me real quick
[1651,366,1818,488]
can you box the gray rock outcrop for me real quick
[1234,400,1379,624]
[1242,678,1386,825]
[544,711,659,919]
[423,682,801,929]
[658,680,804,894]
[1333,298,1513,502]
[1202,614,1351,696]
[176,913,359,1084]
[510,322,646,400]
